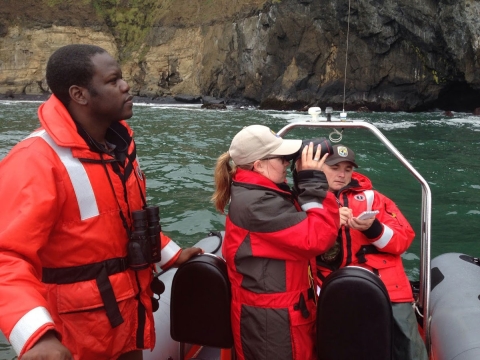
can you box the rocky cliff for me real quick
[1,0,480,112]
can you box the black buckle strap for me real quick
[293,292,310,319]
[96,264,124,327]
[42,257,129,284]
[42,257,129,328]
[355,245,381,264]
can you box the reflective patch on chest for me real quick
[354,194,366,201]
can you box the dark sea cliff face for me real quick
[1,0,480,112]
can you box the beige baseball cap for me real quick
[229,125,302,165]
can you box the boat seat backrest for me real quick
[170,253,233,349]
[316,266,393,360]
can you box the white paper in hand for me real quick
[356,210,379,220]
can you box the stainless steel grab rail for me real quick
[276,120,432,355]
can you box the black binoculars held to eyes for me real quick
[286,137,333,163]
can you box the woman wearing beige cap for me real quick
[212,125,340,360]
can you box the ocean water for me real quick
[0,100,479,359]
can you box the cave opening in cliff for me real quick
[433,82,480,113]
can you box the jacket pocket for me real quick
[55,271,136,314]
[363,254,396,270]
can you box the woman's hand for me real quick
[347,216,376,231]
[296,142,328,172]
[339,207,352,227]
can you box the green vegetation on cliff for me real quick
[1,0,269,63]
[149,0,268,26]
[92,0,269,62]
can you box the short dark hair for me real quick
[46,44,108,106]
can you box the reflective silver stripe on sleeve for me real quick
[371,224,394,249]
[27,130,99,220]
[9,306,54,356]
[364,190,374,211]
[158,240,182,268]
[301,202,324,211]
[25,130,45,139]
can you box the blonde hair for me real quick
[211,151,252,213]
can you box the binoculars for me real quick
[128,206,162,271]
[287,137,334,163]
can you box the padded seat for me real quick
[170,253,233,349]
[316,266,393,360]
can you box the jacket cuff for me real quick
[10,306,56,356]
[361,219,383,239]
[297,169,327,183]
[158,240,182,270]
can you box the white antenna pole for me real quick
[340,0,351,120]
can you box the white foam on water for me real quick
[134,102,203,109]
[402,252,420,261]
[269,112,310,123]
[372,121,418,130]
[0,100,44,105]
[421,114,480,130]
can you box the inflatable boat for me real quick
[143,118,480,360]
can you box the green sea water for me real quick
[1,100,479,359]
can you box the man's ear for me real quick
[69,85,88,105]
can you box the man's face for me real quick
[323,161,354,192]
[86,52,133,124]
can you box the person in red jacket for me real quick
[0,44,202,360]
[316,144,428,360]
[212,125,340,360]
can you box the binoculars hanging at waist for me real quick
[128,206,162,271]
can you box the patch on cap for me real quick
[324,144,358,168]
[337,146,349,157]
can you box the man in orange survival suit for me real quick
[0,44,202,360]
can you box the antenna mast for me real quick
[341,0,351,119]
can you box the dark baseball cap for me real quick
[324,144,358,168]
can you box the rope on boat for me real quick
[414,303,424,318]
[329,128,344,143]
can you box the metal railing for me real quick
[276,119,432,354]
